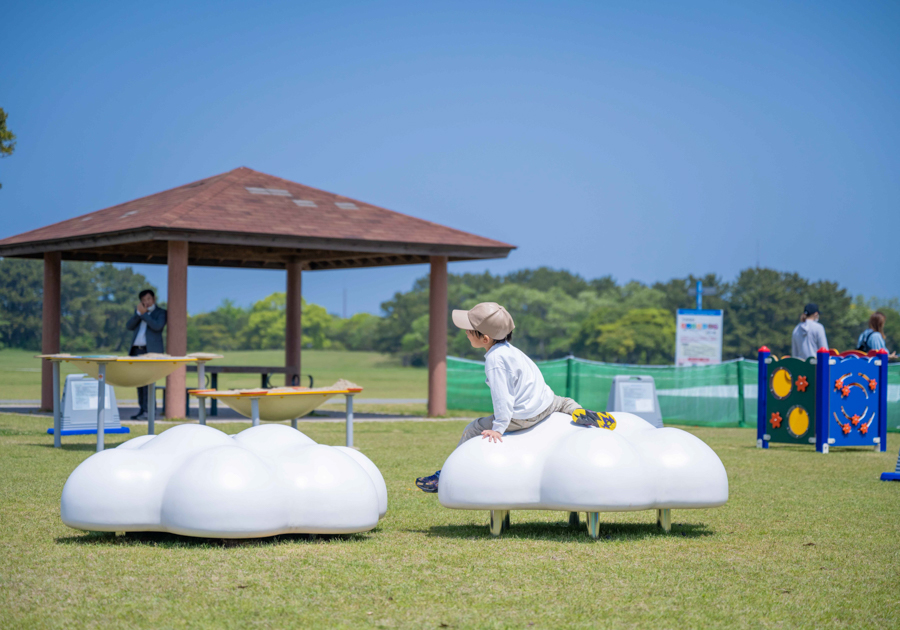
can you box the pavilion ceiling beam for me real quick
[16,251,438,270]
[151,228,512,259]
[0,230,511,261]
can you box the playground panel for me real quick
[763,356,816,446]
[825,357,885,446]
[758,347,888,453]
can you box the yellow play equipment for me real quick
[38,353,222,451]
[191,380,363,446]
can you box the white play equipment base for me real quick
[61,424,387,538]
[438,411,729,538]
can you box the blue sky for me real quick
[2,1,898,316]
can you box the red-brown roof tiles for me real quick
[0,167,513,253]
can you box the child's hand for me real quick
[481,430,503,443]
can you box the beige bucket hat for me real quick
[451,302,515,340]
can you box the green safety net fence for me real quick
[448,356,900,431]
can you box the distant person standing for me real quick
[858,312,897,358]
[125,289,167,419]
[791,303,828,360]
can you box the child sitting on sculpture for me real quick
[415,302,605,493]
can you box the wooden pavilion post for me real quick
[165,241,188,419]
[427,256,448,417]
[285,261,302,386]
[41,252,61,411]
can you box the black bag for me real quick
[858,330,875,352]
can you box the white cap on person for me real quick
[451,302,515,340]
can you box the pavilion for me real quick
[0,167,514,418]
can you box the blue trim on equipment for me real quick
[46,427,131,436]
[815,349,829,453]
[878,354,889,452]
[757,348,769,448]
[880,473,900,481]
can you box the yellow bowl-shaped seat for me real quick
[66,357,197,388]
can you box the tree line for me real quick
[1,258,897,364]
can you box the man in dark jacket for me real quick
[125,289,167,419]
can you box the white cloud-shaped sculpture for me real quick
[61,424,387,538]
[439,412,727,512]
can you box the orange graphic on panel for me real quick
[770,412,782,428]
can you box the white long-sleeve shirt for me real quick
[132,305,156,347]
[484,341,554,433]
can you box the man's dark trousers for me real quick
[130,345,149,413]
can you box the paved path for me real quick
[0,398,428,407]
[0,403,471,424]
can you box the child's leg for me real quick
[554,396,581,415]
[457,415,496,447]
[501,397,582,435]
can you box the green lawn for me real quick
[1,413,897,629]
[0,349,427,402]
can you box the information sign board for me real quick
[71,379,113,411]
[60,374,121,430]
[606,375,663,428]
[675,309,723,367]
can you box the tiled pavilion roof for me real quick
[0,167,514,270]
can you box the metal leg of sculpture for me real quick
[96,363,106,453]
[657,508,671,533]
[587,512,600,539]
[568,511,580,528]
[197,362,206,425]
[490,510,509,537]
[251,398,260,427]
[346,394,354,448]
[52,361,61,448]
[291,418,298,430]
[148,382,156,436]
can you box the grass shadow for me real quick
[304,410,423,420]
[30,442,130,451]
[56,529,375,548]
[417,519,714,541]
[741,444,883,454]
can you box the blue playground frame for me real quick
[46,427,130,436]
[758,346,888,453]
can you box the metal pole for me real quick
[251,398,260,427]
[96,363,106,452]
[211,373,218,416]
[736,359,746,427]
[148,382,156,435]
[345,394,354,447]
[52,361,61,448]
[587,512,600,539]
[657,508,672,533]
[197,362,206,426]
